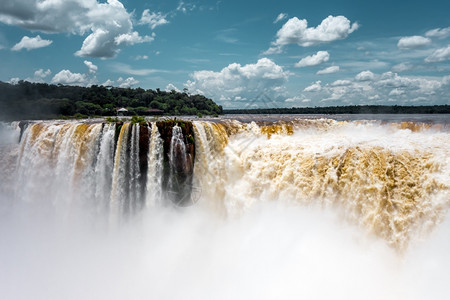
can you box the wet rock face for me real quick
[156,120,195,206]
[138,124,150,198]
[18,121,30,143]
[105,120,196,208]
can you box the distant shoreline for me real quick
[223,105,450,115]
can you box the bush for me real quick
[73,113,88,119]
[130,115,147,125]
[105,116,119,123]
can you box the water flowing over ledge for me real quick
[1,117,449,250]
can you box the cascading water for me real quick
[4,118,450,245]
[166,124,194,206]
[0,116,449,299]
[146,122,164,206]
[93,123,115,213]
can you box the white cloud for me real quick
[316,65,339,75]
[425,45,450,63]
[177,1,196,14]
[375,72,443,96]
[8,78,20,85]
[303,81,322,92]
[388,88,405,97]
[51,70,88,86]
[274,13,287,24]
[34,68,51,79]
[391,62,413,73]
[294,51,329,68]
[185,58,290,106]
[331,80,352,86]
[139,9,169,30]
[114,32,154,46]
[165,83,181,92]
[262,46,283,55]
[101,79,115,86]
[300,71,448,105]
[117,77,139,88]
[84,60,98,74]
[269,15,358,51]
[397,36,431,49]
[11,35,52,51]
[285,95,310,103]
[25,68,52,83]
[355,70,375,81]
[425,27,450,39]
[0,0,149,58]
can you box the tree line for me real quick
[224,105,450,115]
[0,81,223,121]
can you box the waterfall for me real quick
[1,117,449,300]
[93,123,115,213]
[146,122,164,207]
[169,124,187,174]
[166,124,192,205]
[2,118,449,249]
[193,119,449,249]
[110,122,131,221]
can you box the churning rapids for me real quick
[0,116,449,299]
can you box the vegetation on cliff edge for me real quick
[0,81,223,121]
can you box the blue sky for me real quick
[0,0,449,108]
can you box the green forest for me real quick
[0,81,223,121]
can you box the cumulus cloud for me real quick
[274,13,287,24]
[11,35,52,51]
[34,68,51,79]
[185,58,290,106]
[24,68,52,83]
[303,81,322,92]
[51,70,88,86]
[165,83,181,92]
[84,60,98,74]
[425,27,450,39]
[8,78,20,85]
[355,70,375,81]
[0,0,151,58]
[139,9,169,30]
[267,15,358,53]
[117,77,139,88]
[316,65,339,75]
[262,46,283,55]
[114,32,154,46]
[425,45,450,63]
[331,80,352,86]
[101,79,115,86]
[397,36,431,49]
[294,51,329,68]
[300,70,448,105]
